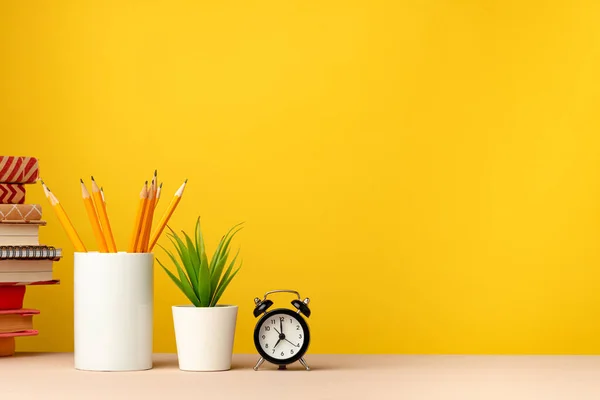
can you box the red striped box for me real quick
[0,157,39,184]
[0,184,25,204]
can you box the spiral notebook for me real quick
[0,245,62,260]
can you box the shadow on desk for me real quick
[153,354,372,372]
[9,352,402,372]
[151,359,320,371]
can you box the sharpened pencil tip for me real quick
[145,180,148,184]
[80,178,84,183]
[91,176,95,181]
[185,179,188,183]
[159,182,163,188]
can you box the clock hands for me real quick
[273,327,282,349]
[274,333,297,349]
[277,317,300,347]
[273,319,287,351]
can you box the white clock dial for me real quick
[258,313,305,360]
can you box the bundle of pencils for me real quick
[40,171,187,253]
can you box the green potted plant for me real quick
[157,217,243,371]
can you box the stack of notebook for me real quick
[0,156,60,356]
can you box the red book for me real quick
[0,309,39,333]
[0,285,26,310]
[0,329,37,337]
[0,281,60,310]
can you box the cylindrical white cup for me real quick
[74,252,154,371]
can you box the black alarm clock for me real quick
[252,290,311,371]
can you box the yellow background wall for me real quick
[2,1,600,354]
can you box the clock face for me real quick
[254,308,310,364]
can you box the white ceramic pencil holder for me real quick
[74,252,154,372]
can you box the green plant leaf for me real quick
[157,257,182,288]
[214,226,242,275]
[216,226,243,262]
[209,222,244,271]
[198,254,211,307]
[210,249,229,293]
[165,234,184,267]
[209,235,226,272]
[194,217,204,258]
[211,247,239,293]
[156,256,201,307]
[166,227,198,297]
[208,223,243,301]
[222,250,239,282]
[166,233,198,295]
[193,218,209,280]
[210,264,241,306]
[158,244,200,306]
[159,218,243,308]
[167,226,193,268]
[183,231,200,281]
[164,246,189,286]
[211,251,240,305]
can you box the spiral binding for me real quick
[0,245,61,260]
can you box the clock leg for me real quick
[253,357,265,371]
[299,357,310,371]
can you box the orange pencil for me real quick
[91,177,117,252]
[41,180,51,199]
[128,181,148,253]
[134,187,152,252]
[136,174,156,252]
[41,181,87,252]
[81,179,108,252]
[148,179,187,252]
[141,173,157,252]
[154,182,163,210]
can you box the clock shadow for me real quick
[231,355,404,372]
[229,361,340,372]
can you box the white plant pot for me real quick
[172,305,238,371]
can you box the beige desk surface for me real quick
[3,353,600,399]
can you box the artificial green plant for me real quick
[157,217,243,307]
